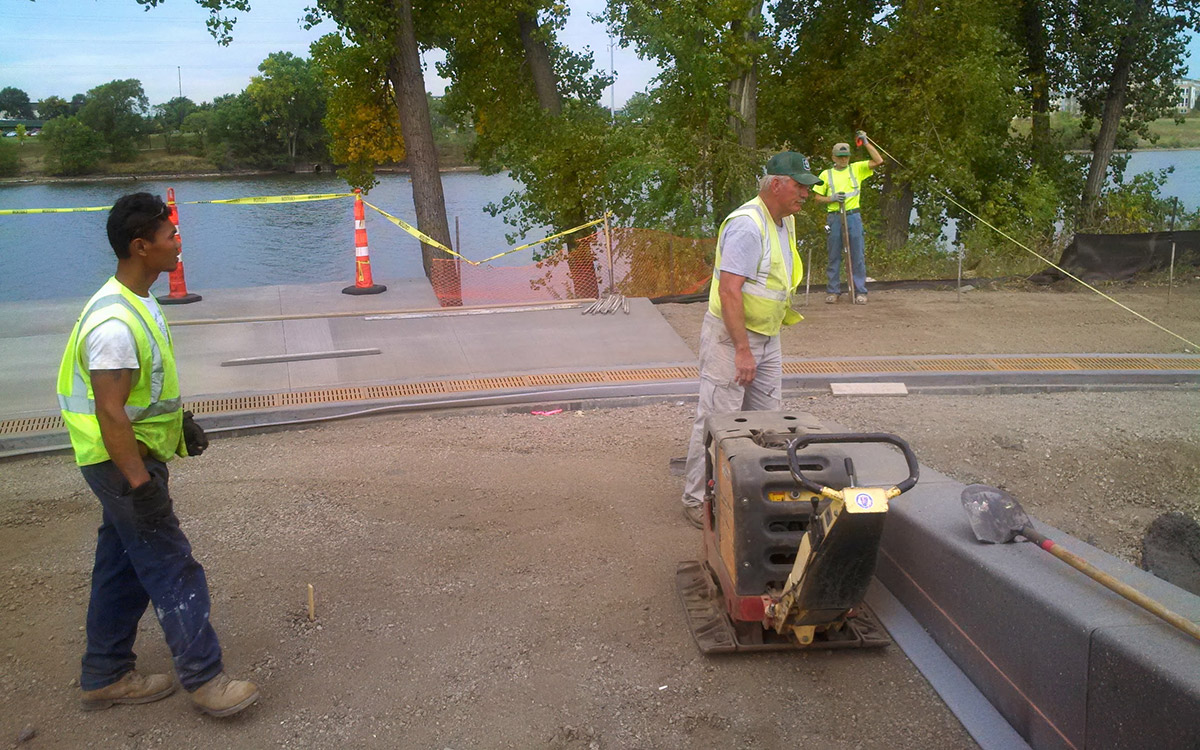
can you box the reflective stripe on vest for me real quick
[57,293,176,419]
[57,277,184,466]
[821,166,860,211]
[707,196,803,336]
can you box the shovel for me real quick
[960,484,1200,643]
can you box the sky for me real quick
[0,0,661,110]
[3,1,1200,114]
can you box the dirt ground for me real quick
[2,282,1198,749]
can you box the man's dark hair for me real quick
[106,193,169,259]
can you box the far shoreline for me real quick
[0,163,482,188]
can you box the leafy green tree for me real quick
[604,0,769,230]
[0,139,19,177]
[36,95,72,120]
[245,52,327,165]
[41,117,106,175]
[153,96,198,153]
[304,0,454,281]
[310,33,404,189]
[181,109,212,152]
[135,0,250,45]
[1062,0,1200,221]
[78,79,149,161]
[205,92,276,168]
[0,87,34,119]
[434,2,618,239]
[69,94,87,114]
[156,96,198,131]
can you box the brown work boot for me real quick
[80,670,176,711]
[190,672,260,718]
[683,504,705,529]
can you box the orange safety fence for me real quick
[430,226,715,307]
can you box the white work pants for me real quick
[682,313,782,507]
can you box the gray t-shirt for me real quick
[718,214,792,282]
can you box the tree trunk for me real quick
[1081,0,1146,221]
[879,169,913,252]
[516,9,597,297]
[1020,0,1051,167]
[517,11,562,116]
[388,0,459,303]
[718,0,762,226]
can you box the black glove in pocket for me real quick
[126,473,172,531]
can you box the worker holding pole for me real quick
[680,152,821,528]
[812,133,884,304]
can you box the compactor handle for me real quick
[786,433,919,497]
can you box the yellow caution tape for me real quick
[0,192,354,215]
[0,205,112,215]
[365,199,607,266]
[186,192,354,205]
[362,200,463,260]
[474,216,607,263]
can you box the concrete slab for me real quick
[0,282,696,418]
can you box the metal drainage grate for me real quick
[3,356,1196,439]
[0,415,64,434]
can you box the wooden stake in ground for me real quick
[307,583,315,621]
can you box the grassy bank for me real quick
[1,131,476,182]
[1011,110,1200,149]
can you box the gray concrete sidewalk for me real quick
[0,278,696,421]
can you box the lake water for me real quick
[0,171,540,302]
[1,151,1198,302]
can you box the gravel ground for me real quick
[2,283,1198,748]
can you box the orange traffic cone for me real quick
[157,187,202,305]
[342,189,386,295]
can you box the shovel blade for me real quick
[961,484,1030,544]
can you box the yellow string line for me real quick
[869,140,1199,351]
[364,200,606,266]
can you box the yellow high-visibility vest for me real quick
[57,277,185,466]
[708,196,804,336]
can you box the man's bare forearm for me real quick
[91,369,151,488]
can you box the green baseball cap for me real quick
[766,151,822,186]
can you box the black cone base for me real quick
[342,284,387,295]
[157,293,202,305]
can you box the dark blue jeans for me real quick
[78,457,223,691]
[826,210,868,296]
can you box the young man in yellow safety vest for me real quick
[57,192,260,717]
[680,152,822,528]
[812,132,884,304]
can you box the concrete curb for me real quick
[846,445,1200,750]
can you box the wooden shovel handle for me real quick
[1022,526,1200,643]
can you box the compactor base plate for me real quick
[676,560,892,653]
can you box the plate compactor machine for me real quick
[677,410,919,653]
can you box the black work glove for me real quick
[182,410,209,456]
[126,472,173,531]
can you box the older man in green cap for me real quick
[680,151,822,528]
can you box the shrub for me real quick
[41,117,106,175]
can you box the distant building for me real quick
[1176,78,1200,112]
[1052,93,1079,116]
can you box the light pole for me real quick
[608,35,615,125]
